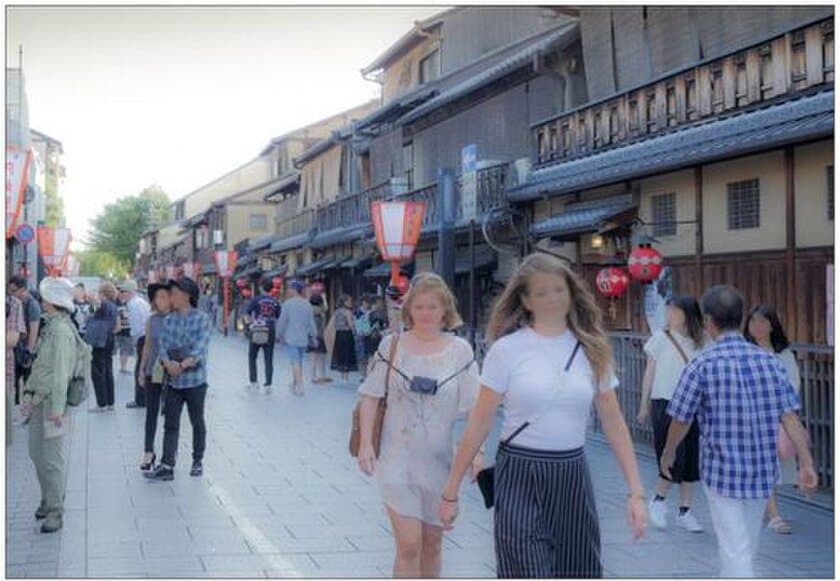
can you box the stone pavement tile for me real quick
[308,550,394,571]
[88,540,143,559]
[142,537,252,557]
[286,522,391,540]
[187,527,252,544]
[87,557,147,577]
[246,535,358,554]
[141,556,207,576]
[201,553,314,575]
[604,544,716,577]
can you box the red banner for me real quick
[6,147,32,238]
[214,251,238,278]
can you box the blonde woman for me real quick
[439,253,647,578]
[357,273,481,578]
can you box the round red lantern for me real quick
[241,287,252,299]
[310,281,325,296]
[269,287,280,298]
[595,267,629,298]
[235,278,247,289]
[272,276,284,288]
[628,245,663,283]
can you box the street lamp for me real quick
[370,200,425,287]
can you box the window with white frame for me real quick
[651,193,677,237]
[250,213,268,231]
[727,178,760,230]
[419,50,440,84]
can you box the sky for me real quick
[6,5,444,248]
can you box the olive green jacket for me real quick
[24,311,76,416]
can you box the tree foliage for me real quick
[76,249,130,280]
[86,185,171,267]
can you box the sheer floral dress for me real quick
[358,333,480,526]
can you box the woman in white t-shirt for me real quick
[744,304,801,535]
[439,253,647,578]
[636,296,705,533]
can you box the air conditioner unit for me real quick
[212,230,224,245]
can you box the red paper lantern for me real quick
[241,287,252,298]
[628,245,663,283]
[272,276,284,288]
[371,200,426,286]
[269,287,280,298]
[310,281,325,295]
[595,267,629,298]
[235,278,248,289]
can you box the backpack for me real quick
[249,321,271,345]
[67,323,92,407]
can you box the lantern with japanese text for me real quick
[371,200,425,287]
[213,251,238,336]
[628,243,663,284]
[596,266,629,320]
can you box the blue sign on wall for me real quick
[15,223,34,245]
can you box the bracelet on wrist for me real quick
[627,491,646,501]
[441,496,459,503]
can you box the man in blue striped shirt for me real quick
[146,277,212,481]
[662,285,817,577]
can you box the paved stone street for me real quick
[6,334,834,578]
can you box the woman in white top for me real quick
[636,296,705,533]
[744,304,801,535]
[357,273,481,578]
[439,253,647,578]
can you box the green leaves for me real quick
[85,184,171,269]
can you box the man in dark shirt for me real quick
[245,279,281,392]
[8,276,42,405]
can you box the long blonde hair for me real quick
[401,272,464,331]
[486,253,614,381]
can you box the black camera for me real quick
[408,375,439,395]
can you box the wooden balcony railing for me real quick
[277,208,314,239]
[533,18,834,167]
[315,181,393,232]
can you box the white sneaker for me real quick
[676,509,704,533]
[648,498,667,530]
[246,382,257,390]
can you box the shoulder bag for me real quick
[475,341,582,508]
[349,333,400,458]
[664,329,689,364]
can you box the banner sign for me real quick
[6,148,32,237]
[36,226,72,275]
[214,251,238,278]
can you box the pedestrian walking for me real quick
[330,294,358,383]
[365,296,388,360]
[275,279,318,396]
[354,296,373,379]
[72,283,92,334]
[6,293,25,446]
[245,279,281,392]
[357,273,480,578]
[439,253,647,578]
[19,277,78,533]
[86,282,120,412]
[145,277,212,481]
[137,281,172,471]
[119,280,151,409]
[115,296,133,374]
[662,285,817,578]
[744,303,802,535]
[636,296,706,533]
[308,293,331,384]
[8,275,42,406]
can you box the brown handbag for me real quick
[349,333,400,458]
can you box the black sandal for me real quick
[140,453,156,471]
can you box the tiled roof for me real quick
[509,89,834,202]
[530,194,637,238]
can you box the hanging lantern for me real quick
[628,243,663,283]
[371,200,425,286]
[272,276,284,288]
[269,287,280,298]
[596,267,630,298]
[310,281,325,296]
[596,267,629,321]
[235,278,248,289]
[241,287,252,299]
[37,226,72,276]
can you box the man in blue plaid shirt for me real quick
[661,285,817,577]
[146,277,212,482]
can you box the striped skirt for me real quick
[494,443,601,578]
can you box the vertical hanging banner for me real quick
[213,251,238,278]
[37,226,72,276]
[6,147,33,238]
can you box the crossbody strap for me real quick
[664,329,689,364]
[503,340,582,446]
[383,333,400,398]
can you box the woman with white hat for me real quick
[19,277,79,534]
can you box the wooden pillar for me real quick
[784,147,797,338]
[694,166,704,296]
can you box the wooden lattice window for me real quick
[651,193,677,237]
[686,77,697,118]
[727,178,761,230]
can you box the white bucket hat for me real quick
[39,277,76,312]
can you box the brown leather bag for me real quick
[349,333,400,458]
